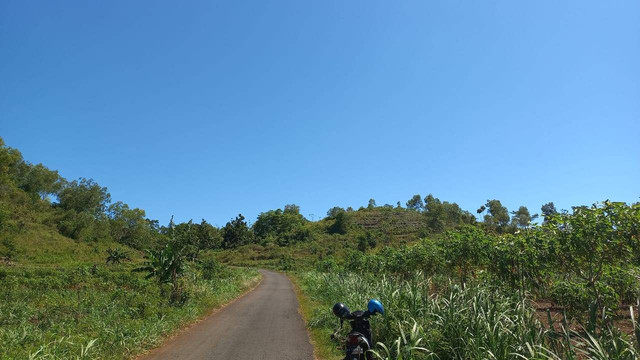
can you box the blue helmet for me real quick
[367,299,384,315]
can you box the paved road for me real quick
[139,270,315,360]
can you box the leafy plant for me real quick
[134,241,188,303]
[105,247,130,264]
[546,201,640,317]
[0,237,17,261]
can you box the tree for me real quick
[193,219,222,250]
[367,198,376,209]
[357,231,376,252]
[328,211,348,234]
[57,178,111,217]
[511,206,536,228]
[16,163,63,200]
[546,201,640,321]
[440,226,490,286]
[134,240,188,304]
[108,201,151,249]
[481,199,510,232]
[541,202,558,223]
[406,194,424,212]
[253,208,306,244]
[424,194,475,232]
[0,137,24,186]
[222,214,253,249]
[326,206,345,219]
[170,221,202,261]
[488,230,550,296]
[283,204,300,215]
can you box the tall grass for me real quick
[299,271,639,360]
[0,265,259,359]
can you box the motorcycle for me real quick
[332,299,384,360]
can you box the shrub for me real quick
[201,259,227,280]
[0,237,17,260]
[105,247,130,264]
[316,256,339,272]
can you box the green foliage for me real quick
[0,202,10,231]
[440,225,490,286]
[368,198,377,209]
[405,194,423,212]
[253,206,306,245]
[283,203,300,214]
[193,219,222,250]
[511,205,536,228]
[0,266,259,359]
[328,211,349,234]
[541,202,558,223]
[316,256,339,272]
[57,210,110,241]
[222,214,253,249]
[0,137,26,185]
[15,163,63,200]
[200,258,228,280]
[301,272,541,360]
[134,239,190,304]
[108,201,153,250]
[0,237,18,260]
[169,221,201,261]
[300,271,640,360]
[278,253,294,270]
[488,229,551,295]
[134,242,186,283]
[356,231,377,252]
[326,206,345,218]
[423,194,475,233]
[480,199,511,232]
[546,201,640,313]
[57,178,111,217]
[0,138,265,359]
[105,247,130,264]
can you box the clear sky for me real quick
[1,0,638,226]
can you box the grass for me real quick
[0,264,259,360]
[290,274,343,360]
[296,271,640,360]
[0,223,261,360]
[1,224,143,266]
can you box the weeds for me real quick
[299,271,640,360]
[0,265,259,359]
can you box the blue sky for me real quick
[1,0,638,226]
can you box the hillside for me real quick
[4,135,640,360]
[0,138,260,359]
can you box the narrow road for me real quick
[139,270,315,360]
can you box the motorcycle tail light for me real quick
[348,335,360,344]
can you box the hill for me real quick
[0,138,259,359]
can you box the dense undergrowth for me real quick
[0,137,262,359]
[0,263,258,359]
[3,136,640,360]
[299,271,640,360]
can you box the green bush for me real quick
[315,256,339,272]
[0,237,17,260]
[200,258,228,280]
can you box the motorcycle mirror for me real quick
[332,302,351,318]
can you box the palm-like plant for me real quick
[134,241,187,303]
[105,247,130,264]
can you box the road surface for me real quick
[139,269,315,360]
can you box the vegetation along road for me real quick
[139,270,314,360]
